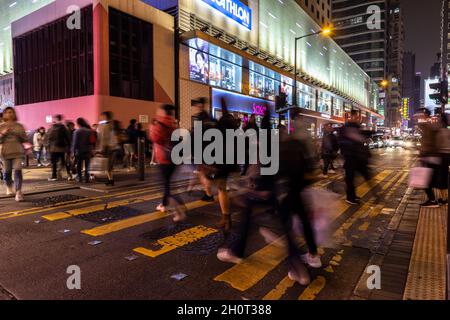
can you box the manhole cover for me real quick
[77,206,144,224]
[32,194,85,207]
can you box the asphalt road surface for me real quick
[0,147,418,300]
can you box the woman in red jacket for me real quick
[150,104,186,222]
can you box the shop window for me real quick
[109,7,153,101]
[14,5,94,105]
[249,61,283,101]
[333,98,343,117]
[297,82,315,111]
[318,91,331,114]
[188,38,242,93]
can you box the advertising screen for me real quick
[189,39,209,84]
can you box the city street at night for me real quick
[1,0,450,310]
[0,148,443,300]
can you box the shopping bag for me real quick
[22,142,33,156]
[89,156,109,173]
[294,188,340,247]
[408,166,432,189]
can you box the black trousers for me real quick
[344,160,371,201]
[322,154,334,174]
[51,152,70,179]
[159,163,183,207]
[76,154,91,182]
[229,186,317,263]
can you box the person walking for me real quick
[150,104,186,222]
[321,123,339,177]
[123,119,138,170]
[72,118,93,183]
[33,127,46,167]
[436,113,450,205]
[96,111,119,186]
[339,110,372,205]
[45,114,71,181]
[0,107,28,201]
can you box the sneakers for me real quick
[15,191,24,202]
[346,199,360,205]
[438,198,448,205]
[37,163,43,167]
[217,249,243,264]
[328,169,336,174]
[319,174,329,178]
[421,200,439,208]
[156,203,166,212]
[6,185,14,196]
[48,178,58,182]
[288,270,311,286]
[301,253,323,268]
[201,194,215,202]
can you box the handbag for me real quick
[89,156,109,173]
[408,166,432,189]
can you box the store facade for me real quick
[147,0,383,136]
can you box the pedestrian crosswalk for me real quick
[0,168,410,300]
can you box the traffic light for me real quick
[429,80,448,105]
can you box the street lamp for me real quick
[292,27,333,110]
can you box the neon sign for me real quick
[201,0,252,30]
[252,104,267,116]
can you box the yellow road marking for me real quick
[298,276,326,300]
[81,199,214,237]
[262,276,295,300]
[215,170,391,293]
[134,225,217,258]
[214,236,288,292]
[358,221,370,231]
[0,180,190,220]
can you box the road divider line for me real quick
[80,198,222,237]
[262,276,295,300]
[134,225,217,258]
[0,180,191,220]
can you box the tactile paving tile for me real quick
[403,207,447,300]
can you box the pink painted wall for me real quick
[15,96,100,131]
[14,95,162,131]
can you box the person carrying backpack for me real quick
[44,114,71,181]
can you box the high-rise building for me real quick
[430,53,441,78]
[332,0,404,128]
[386,1,404,128]
[402,52,415,126]
[441,0,449,80]
[295,0,333,27]
[414,72,422,114]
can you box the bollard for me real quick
[137,137,145,181]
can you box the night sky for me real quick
[401,0,441,78]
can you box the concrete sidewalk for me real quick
[0,164,195,199]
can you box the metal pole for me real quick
[138,138,145,181]
[447,166,450,299]
[293,37,297,109]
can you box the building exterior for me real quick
[0,74,14,109]
[402,52,415,127]
[331,0,404,128]
[295,0,333,27]
[441,0,449,80]
[424,77,440,112]
[430,53,441,78]
[147,0,382,136]
[10,0,174,129]
[414,72,422,115]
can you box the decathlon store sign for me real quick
[201,0,252,30]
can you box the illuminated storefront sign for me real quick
[201,0,252,30]
[402,98,409,120]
